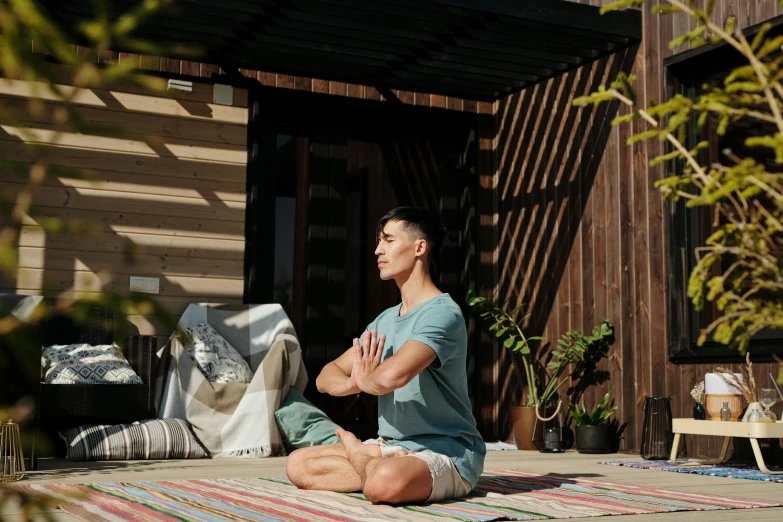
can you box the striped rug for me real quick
[18,469,781,521]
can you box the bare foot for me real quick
[336,428,381,463]
[393,449,415,457]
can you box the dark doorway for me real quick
[244,87,478,436]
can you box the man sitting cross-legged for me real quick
[286,207,485,505]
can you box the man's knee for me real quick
[286,448,311,488]
[363,461,431,504]
[364,464,403,503]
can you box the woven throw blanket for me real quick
[157,303,307,458]
[17,470,782,521]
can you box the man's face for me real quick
[374,220,422,280]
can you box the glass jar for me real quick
[693,402,706,420]
[746,403,763,423]
[720,402,731,421]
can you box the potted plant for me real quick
[466,290,615,450]
[570,392,618,454]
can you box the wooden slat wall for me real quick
[487,0,783,455]
[0,66,249,338]
[2,48,486,348]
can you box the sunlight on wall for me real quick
[0,71,249,335]
[0,125,157,155]
[16,226,43,294]
[163,143,246,164]
[108,224,244,241]
[73,259,105,292]
[0,79,107,106]
[110,92,246,124]
[111,232,244,252]
[56,178,204,200]
[71,187,210,206]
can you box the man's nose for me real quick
[374,244,383,256]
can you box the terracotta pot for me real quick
[510,406,544,450]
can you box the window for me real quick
[665,17,783,363]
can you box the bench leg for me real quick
[749,438,783,474]
[673,436,731,466]
[669,433,681,462]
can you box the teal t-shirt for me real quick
[362,293,486,488]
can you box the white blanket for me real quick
[157,303,307,457]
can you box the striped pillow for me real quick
[59,418,209,461]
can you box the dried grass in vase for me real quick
[715,353,757,403]
[690,381,705,404]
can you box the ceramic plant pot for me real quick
[575,425,612,454]
[510,406,542,451]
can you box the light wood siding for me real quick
[484,0,783,456]
[0,66,248,336]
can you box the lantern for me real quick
[0,419,25,482]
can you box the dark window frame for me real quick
[664,15,783,364]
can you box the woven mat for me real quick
[602,459,783,483]
[14,469,782,521]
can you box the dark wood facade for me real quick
[9,1,783,457]
[483,0,783,456]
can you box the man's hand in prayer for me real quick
[352,329,385,390]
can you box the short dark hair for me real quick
[375,207,448,260]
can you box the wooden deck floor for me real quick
[3,450,782,521]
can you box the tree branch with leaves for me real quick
[577,0,783,384]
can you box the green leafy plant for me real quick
[467,289,543,407]
[541,321,615,407]
[576,0,783,385]
[570,392,618,427]
[467,289,615,408]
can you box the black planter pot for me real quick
[575,425,612,454]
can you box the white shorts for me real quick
[362,436,472,503]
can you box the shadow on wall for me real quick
[484,44,639,439]
[0,80,248,348]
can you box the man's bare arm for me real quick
[315,346,361,396]
[353,331,436,396]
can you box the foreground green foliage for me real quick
[575,0,783,383]
[1,1,194,515]
[0,0,188,408]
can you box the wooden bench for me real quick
[671,418,783,474]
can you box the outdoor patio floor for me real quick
[4,450,783,521]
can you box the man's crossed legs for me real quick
[287,429,471,505]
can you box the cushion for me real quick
[181,322,254,383]
[59,418,209,460]
[274,388,341,450]
[41,342,143,384]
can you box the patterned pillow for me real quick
[59,418,209,460]
[181,322,254,383]
[41,342,143,384]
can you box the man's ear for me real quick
[415,239,428,258]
